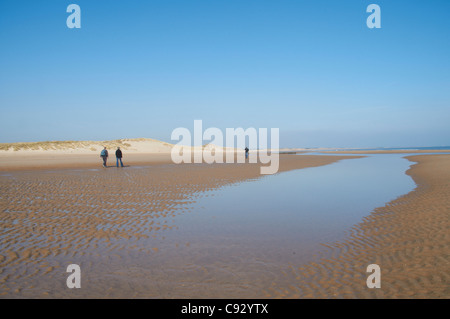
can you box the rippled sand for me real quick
[0,155,357,298]
[268,154,449,298]
[1,154,448,298]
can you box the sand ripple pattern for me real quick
[1,156,353,298]
[266,154,450,298]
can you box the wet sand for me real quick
[269,154,449,298]
[0,154,359,298]
[0,153,448,298]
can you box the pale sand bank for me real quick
[0,153,173,171]
[0,138,174,171]
[0,138,258,172]
[0,138,174,154]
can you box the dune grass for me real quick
[0,139,154,151]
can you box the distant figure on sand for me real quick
[116,147,124,167]
[100,147,108,168]
[245,147,249,160]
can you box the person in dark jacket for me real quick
[100,147,108,168]
[115,147,124,167]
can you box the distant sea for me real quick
[347,146,450,151]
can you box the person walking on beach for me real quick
[100,147,108,168]
[115,147,124,167]
[245,147,249,160]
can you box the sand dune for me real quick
[0,139,249,171]
[0,138,174,154]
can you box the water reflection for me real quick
[171,155,416,263]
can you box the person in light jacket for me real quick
[100,147,108,168]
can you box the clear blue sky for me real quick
[1,0,449,148]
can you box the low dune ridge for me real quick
[0,138,267,155]
[0,138,174,154]
[0,138,176,171]
[0,138,277,172]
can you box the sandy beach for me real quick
[0,139,174,171]
[3,0,449,304]
[0,150,448,298]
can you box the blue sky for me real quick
[0,0,449,148]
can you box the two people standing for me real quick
[100,147,124,168]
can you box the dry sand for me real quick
[0,138,247,172]
[0,153,173,172]
[0,138,174,171]
[0,153,448,298]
